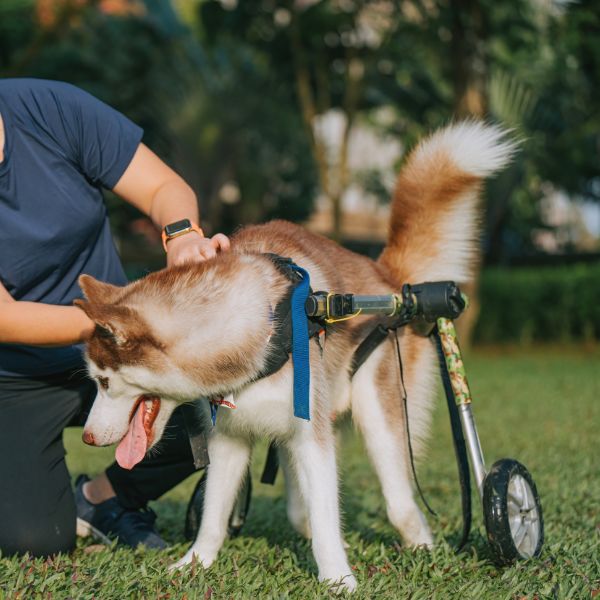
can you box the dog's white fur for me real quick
[78,122,515,592]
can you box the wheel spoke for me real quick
[508,488,523,506]
[508,498,521,514]
[516,477,532,509]
[513,521,528,549]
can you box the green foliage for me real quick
[475,263,600,343]
[1,348,598,597]
[170,40,318,231]
[1,0,598,254]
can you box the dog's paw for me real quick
[168,548,215,572]
[404,520,434,549]
[322,573,358,594]
[389,507,434,549]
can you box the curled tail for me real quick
[379,121,516,285]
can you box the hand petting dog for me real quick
[166,232,231,267]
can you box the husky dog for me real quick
[77,122,514,592]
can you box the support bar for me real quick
[305,281,466,322]
[437,317,487,498]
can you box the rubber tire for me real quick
[482,458,544,565]
[184,471,252,541]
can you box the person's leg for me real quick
[0,371,93,557]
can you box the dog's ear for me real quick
[78,274,122,304]
[74,301,135,346]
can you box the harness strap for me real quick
[289,263,312,420]
[181,401,210,470]
[349,284,416,378]
[349,315,412,378]
[260,442,280,484]
[350,324,392,377]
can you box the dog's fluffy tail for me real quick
[379,121,516,285]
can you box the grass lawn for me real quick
[1,346,598,599]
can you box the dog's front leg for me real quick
[280,445,312,539]
[289,427,357,592]
[172,431,251,570]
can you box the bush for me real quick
[474,263,600,344]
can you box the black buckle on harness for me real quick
[253,254,323,383]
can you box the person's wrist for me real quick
[161,219,204,252]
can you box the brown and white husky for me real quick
[76,122,514,591]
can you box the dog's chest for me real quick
[216,366,295,438]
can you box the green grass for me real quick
[1,347,599,599]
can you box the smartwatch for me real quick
[161,219,204,252]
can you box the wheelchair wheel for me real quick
[482,458,543,564]
[184,470,252,541]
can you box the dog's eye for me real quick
[97,376,110,390]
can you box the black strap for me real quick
[433,327,472,551]
[260,442,279,485]
[349,315,412,378]
[394,330,437,517]
[349,324,390,377]
[181,401,210,470]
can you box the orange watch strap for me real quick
[162,222,204,252]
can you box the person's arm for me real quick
[112,144,230,266]
[0,282,94,346]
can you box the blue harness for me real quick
[288,262,312,420]
[210,255,322,426]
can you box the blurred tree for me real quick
[380,0,600,263]
[168,40,317,233]
[1,0,597,259]
[532,1,600,201]
[199,0,408,240]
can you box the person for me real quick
[0,78,229,557]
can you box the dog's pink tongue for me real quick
[115,402,147,470]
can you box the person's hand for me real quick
[166,232,231,267]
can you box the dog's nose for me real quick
[82,430,96,446]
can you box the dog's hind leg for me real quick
[351,336,435,548]
[280,446,312,539]
[172,431,251,570]
[288,423,357,592]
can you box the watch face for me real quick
[165,219,192,236]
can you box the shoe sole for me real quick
[76,517,112,545]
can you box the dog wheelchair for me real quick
[183,280,544,565]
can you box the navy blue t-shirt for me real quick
[0,79,143,377]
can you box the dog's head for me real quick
[76,255,287,470]
[75,275,180,470]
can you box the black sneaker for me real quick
[75,474,167,550]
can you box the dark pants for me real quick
[0,370,197,557]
